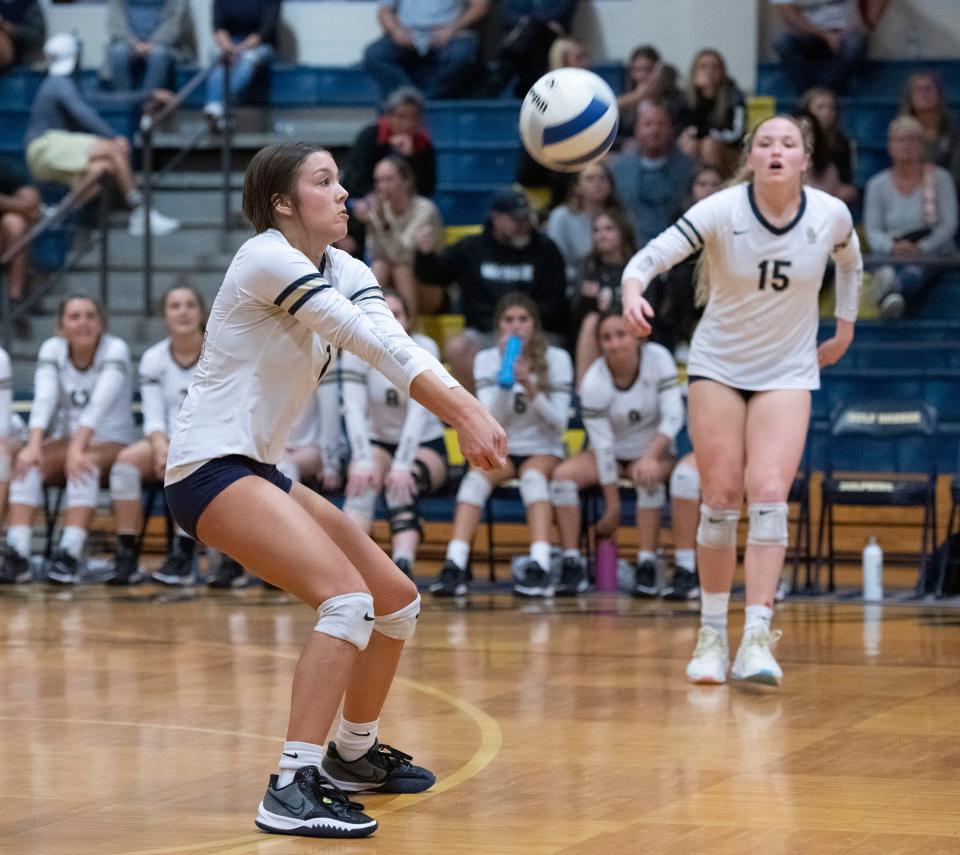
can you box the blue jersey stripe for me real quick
[275,273,323,307]
[288,284,332,316]
[550,121,619,167]
[542,96,610,146]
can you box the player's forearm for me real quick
[409,373,482,434]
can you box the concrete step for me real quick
[73,227,250,270]
[48,269,226,312]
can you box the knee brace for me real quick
[373,593,420,640]
[0,449,10,482]
[109,461,142,502]
[9,466,42,507]
[456,469,493,507]
[519,469,550,507]
[385,490,423,537]
[696,504,740,549]
[670,461,700,501]
[66,469,100,509]
[747,502,789,546]
[550,479,580,508]
[412,458,432,494]
[635,483,666,509]
[276,458,300,483]
[344,488,377,518]
[314,591,375,650]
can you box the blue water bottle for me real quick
[498,335,523,389]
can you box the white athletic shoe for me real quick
[685,625,729,684]
[731,628,783,686]
[128,206,180,237]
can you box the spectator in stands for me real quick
[430,291,572,598]
[546,35,587,71]
[26,33,180,237]
[899,72,960,180]
[617,45,689,146]
[106,0,192,93]
[550,307,682,597]
[342,290,449,580]
[571,208,636,382]
[4,295,135,585]
[481,0,578,98]
[546,159,622,285]
[864,115,958,319]
[353,156,444,318]
[679,48,745,178]
[0,158,40,314]
[363,0,488,101]
[203,0,279,126]
[413,186,568,390]
[0,0,45,73]
[610,98,697,247]
[771,0,888,95]
[800,86,856,205]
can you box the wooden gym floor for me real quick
[2,575,960,854]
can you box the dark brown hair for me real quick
[57,293,104,323]
[492,291,549,383]
[162,284,207,332]
[242,141,328,234]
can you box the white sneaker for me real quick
[731,628,783,686]
[128,206,180,237]
[685,625,729,684]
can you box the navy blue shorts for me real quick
[164,454,293,541]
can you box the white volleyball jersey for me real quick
[579,344,684,485]
[29,334,134,443]
[475,345,573,458]
[623,183,863,390]
[138,338,199,437]
[166,230,456,485]
[286,357,345,473]
[342,332,445,470]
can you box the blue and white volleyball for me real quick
[519,68,619,172]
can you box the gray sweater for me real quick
[863,166,958,255]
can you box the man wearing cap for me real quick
[414,186,567,390]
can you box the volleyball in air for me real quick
[519,67,619,172]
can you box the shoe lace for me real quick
[303,769,366,814]
[743,628,783,649]
[694,626,726,657]
[371,743,413,772]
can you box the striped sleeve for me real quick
[578,360,616,486]
[650,346,684,441]
[77,337,131,432]
[829,200,863,323]
[28,338,62,432]
[138,345,167,437]
[529,348,573,434]
[339,350,373,468]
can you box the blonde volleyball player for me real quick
[6,296,135,585]
[549,308,683,596]
[342,289,448,579]
[106,286,205,586]
[622,115,862,686]
[163,142,506,839]
[431,292,573,598]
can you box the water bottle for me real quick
[862,536,883,601]
[497,335,523,389]
[595,538,619,592]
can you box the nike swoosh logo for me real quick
[349,730,371,737]
[733,229,749,235]
[274,791,305,812]
[363,613,375,621]
[758,510,774,515]
[708,518,725,524]
[282,751,299,758]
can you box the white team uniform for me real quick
[342,332,445,471]
[579,344,685,485]
[286,361,345,475]
[166,230,457,485]
[138,338,199,437]
[28,334,135,444]
[474,345,573,458]
[623,184,863,390]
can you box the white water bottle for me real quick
[862,537,883,601]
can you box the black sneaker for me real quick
[322,740,436,794]
[152,538,196,586]
[513,560,553,598]
[555,555,588,596]
[631,560,659,598]
[255,765,377,838]
[0,551,31,584]
[207,555,247,588]
[429,560,467,597]
[662,565,700,601]
[105,544,145,586]
[45,549,79,585]
[395,558,413,579]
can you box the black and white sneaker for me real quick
[207,555,248,589]
[555,556,588,596]
[429,560,468,597]
[513,561,554,598]
[45,549,79,585]
[322,741,436,794]
[0,550,31,584]
[152,544,196,586]
[631,560,659,598]
[255,765,378,839]
[662,565,699,601]
[394,558,413,579]
[105,544,145,586]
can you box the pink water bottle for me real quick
[595,538,619,592]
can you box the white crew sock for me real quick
[637,549,657,565]
[59,526,88,560]
[392,547,415,566]
[675,548,696,572]
[6,525,31,558]
[744,604,773,635]
[334,718,379,762]
[562,548,580,560]
[529,540,551,570]
[277,740,324,788]
[700,591,730,632]
[445,539,470,570]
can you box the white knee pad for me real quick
[314,591,375,650]
[456,469,493,507]
[344,488,377,518]
[0,449,10,482]
[519,469,550,507]
[65,469,100,509]
[109,461,142,502]
[635,483,666,509]
[9,466,42,507]
[374,593,420,640]
[549,479,580,508]
[670,461,700,501]
[696,504,740,549]
[276,458,300,483]
[747,502,789,546]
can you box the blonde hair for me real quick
[888,114,924,139]
[548,38,583,71]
